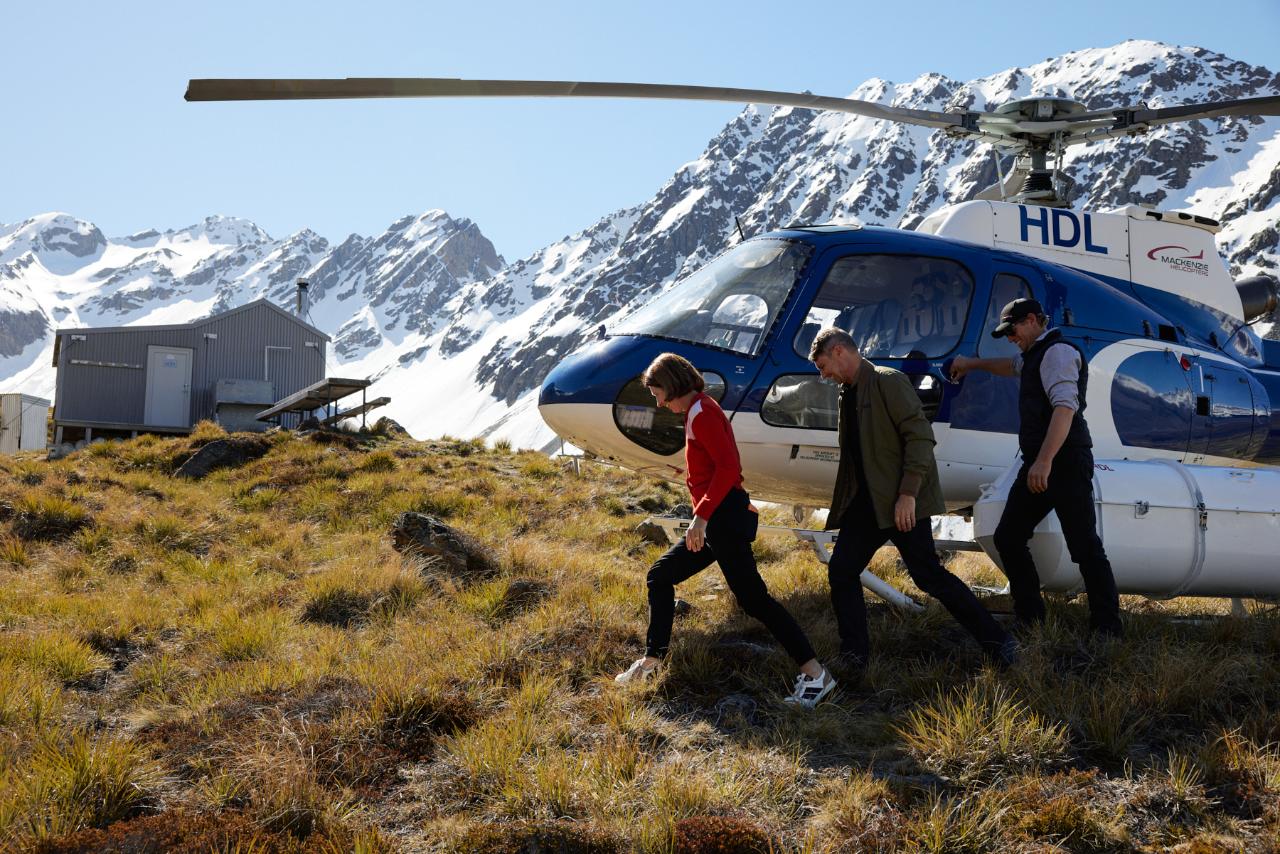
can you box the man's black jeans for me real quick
[828,491,1010,662]
[645,488,816,665]
[992,447,1123,635]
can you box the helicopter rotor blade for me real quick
[1127,93,1280,127]
[184,77,976,133]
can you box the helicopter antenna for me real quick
[735,216,747,242]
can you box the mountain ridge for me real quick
[2,40,1277,449]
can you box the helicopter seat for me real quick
[842,300,902,356]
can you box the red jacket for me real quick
[683,393,745,519]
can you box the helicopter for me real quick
[185,77,1280,602]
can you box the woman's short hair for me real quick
[642,353,705,397]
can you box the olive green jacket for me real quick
[826,359,946,531]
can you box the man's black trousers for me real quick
[992,447,1122,634]
[828,491,1010,662]
[645,488,816,665]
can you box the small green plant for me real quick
[0,662,63,728]
[71,524,113,555]
[136,513,204,552]
[520,457,560,480]
[129,653,186,699]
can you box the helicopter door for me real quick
[727,249,980,507]
[1187,363,1265,463]
[947,267,1041,436]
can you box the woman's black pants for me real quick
[644,488,816,665]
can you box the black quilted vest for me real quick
[1018,329,1092,459]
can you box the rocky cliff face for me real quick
[1,41,1277,442]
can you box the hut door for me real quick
[145,346,193,428]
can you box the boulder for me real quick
[391,512,497,578]
[634,519,672,546]
[174,437,271,479]
[373,416,411,438]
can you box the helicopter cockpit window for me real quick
[613,372,727,457]
[614,239,813,357]
[793,254,973,359]
[978,274,1032,358]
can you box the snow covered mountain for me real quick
[2,41,1278,450]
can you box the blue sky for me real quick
[4,1,1277,260]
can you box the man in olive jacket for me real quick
[810,328,1013,676]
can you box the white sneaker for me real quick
[784,668,836,708]
[614,658,659,683]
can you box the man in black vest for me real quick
[950,299,1123,637]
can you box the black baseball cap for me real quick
[991,298,1044,338]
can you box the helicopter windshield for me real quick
[614,239,813,356]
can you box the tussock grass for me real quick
[0,535,30,568]
[897,679,1070,783]
[0,661,63,729]
[3,630,111,684]
[0,730,160,842]
[211,608,288,661]
[8,492,91,541]
[4,430,1280,850]
[901,790,1010,853]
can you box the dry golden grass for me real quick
[0,426,1279,851]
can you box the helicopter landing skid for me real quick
[641,516,987,613]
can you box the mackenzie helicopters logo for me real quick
[1147,245,1211,276]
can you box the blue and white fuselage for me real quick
[539,201,1280,510]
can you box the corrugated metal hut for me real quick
[0,394,50,453]
[51,299,329,442]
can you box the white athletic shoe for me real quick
[784,667,836,708]
[614,658,659,683]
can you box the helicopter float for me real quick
[185,77,1280,604]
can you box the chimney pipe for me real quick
[296,279,310,317]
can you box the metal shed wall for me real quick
[193,304,327,421]
[55,328,198,425]
[54,302,328,431]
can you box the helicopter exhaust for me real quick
[1236,274,1279,322]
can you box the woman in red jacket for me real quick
[615,353,835,708]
